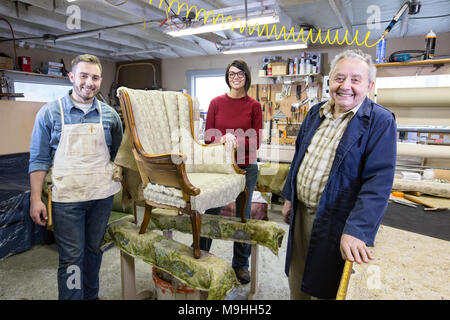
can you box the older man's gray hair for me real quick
[329,49,377,83]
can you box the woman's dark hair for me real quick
[225,59,251,92]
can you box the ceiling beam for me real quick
[12,0,205,55]
[327,0,353,39]
[92,0,216,54]
[0,16,139,55]
[0,29,119,61]
[0,1,151,50]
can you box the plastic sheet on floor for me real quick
[0,153,47,259]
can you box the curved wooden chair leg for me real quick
[190,211,202,259]
[139,203,152,234]
[238,188,249,223]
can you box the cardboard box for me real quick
[0,56,13,70]
[271,62,288,76]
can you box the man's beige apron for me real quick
[51,99,121,202]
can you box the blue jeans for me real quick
[199,163,259,271]
[52,195,114,300]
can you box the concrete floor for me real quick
[1,203,448,300]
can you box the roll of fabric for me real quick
[397,143,450,159]
[377,87,450,108]
[392,178,450,198]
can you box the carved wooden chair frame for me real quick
[118,90,248,259]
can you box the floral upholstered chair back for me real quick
[117,87,236,175]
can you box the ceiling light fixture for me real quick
[167,15,279,37]
[110,47,166,56]
[222,41,307,54]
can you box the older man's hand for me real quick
[340,234,374,264]
[281,200,291,224]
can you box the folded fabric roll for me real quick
[392,178,450,198]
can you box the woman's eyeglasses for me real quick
[228,71,245,79]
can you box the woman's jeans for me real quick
[199,163,259,271]
[52,195,114,300]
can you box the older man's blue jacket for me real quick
[281,97,397,299]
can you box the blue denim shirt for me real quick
[29,90,123,174]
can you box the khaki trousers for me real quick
[288,201,317,300]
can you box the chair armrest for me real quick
[133,149,200,197]
[192,142,245,175]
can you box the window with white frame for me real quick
[2,71,72,102]
[14,82,72,102]
[186,69,229,142]
[186,69,229,113]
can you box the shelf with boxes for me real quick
[260,73,322,79]
[259,52,323,78]
[375,58,450,68]
[0,68,70,100]
[0,69,68,80]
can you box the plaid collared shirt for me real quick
[296,100,361,209]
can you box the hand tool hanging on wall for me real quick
[296,84,301,100]
[291,103,299,122]
[269,119,273,144]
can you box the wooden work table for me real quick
[346,223,450,299]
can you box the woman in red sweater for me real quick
[202,59,262,284]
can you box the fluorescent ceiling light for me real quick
[110,47,166,56]
[222,42,307,54]
[167,15,279,37]
[57,31,102,42]
[44,31,102,43]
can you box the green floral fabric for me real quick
[256,162,291,195]
[103,208,285,299]
[103,216,239,300]
[148,208,285,255]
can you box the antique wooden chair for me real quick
[117,87,248,259]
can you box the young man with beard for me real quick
[29,54,123,300]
